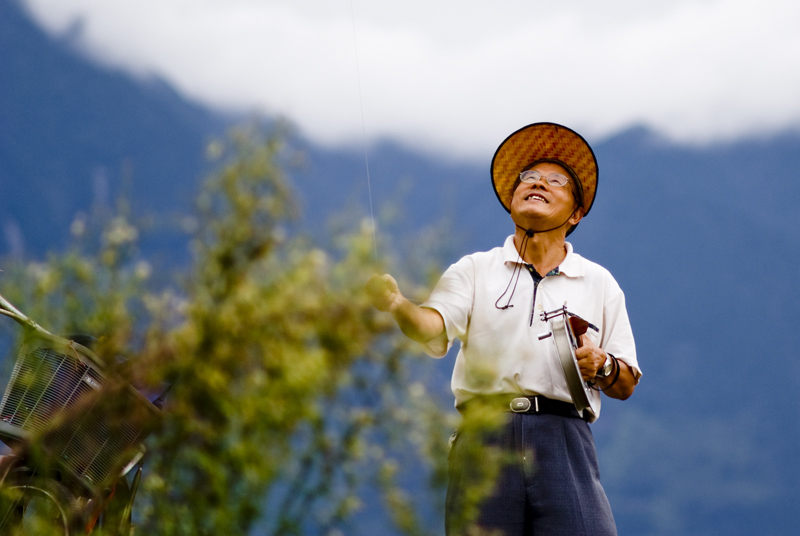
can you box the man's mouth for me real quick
[525,193,547,203]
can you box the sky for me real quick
[21,0,800,161]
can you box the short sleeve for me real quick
[420,257,475,357]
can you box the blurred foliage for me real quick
[0,126,503,535]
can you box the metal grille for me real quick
[0,338,158,491]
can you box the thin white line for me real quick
[349,0,378,260]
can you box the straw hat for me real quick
[491,122,598,217]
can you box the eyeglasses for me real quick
[519,170,570,187]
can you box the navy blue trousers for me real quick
[446,412,617,536]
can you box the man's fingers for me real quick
[366,274,401,312]
[576,354,594,380]
[576,346,602,380]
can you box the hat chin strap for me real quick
[514,208,577,239]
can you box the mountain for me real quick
[3,0,800,534]
[0,0,226,258]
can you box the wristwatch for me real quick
[597,354,614,378]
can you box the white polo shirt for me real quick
[422,235,640,418]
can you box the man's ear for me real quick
[569,207,584,226]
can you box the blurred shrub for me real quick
[0,126,478,536]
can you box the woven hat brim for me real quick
[491,122,598,216]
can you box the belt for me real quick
[458,395,585,420]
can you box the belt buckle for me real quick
[510,397,533,413]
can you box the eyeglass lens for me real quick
[519,170,569,187]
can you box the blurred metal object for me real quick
[0,291,159,534]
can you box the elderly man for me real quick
[367,122,641,535]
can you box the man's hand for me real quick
[575,334,606,381]
[575,334,637,400]
[366,274,404,312]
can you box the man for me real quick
[367,122,641,535]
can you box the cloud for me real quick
[21,0,800,160]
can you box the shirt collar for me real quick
[501,235,584,277]
[501,235,522,263]
[559,241,584,277]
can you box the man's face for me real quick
[509,161,583,233]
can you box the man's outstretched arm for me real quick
[366,274,448,355]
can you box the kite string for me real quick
[349,0,378,261]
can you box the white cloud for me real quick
[21,0,800,160]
